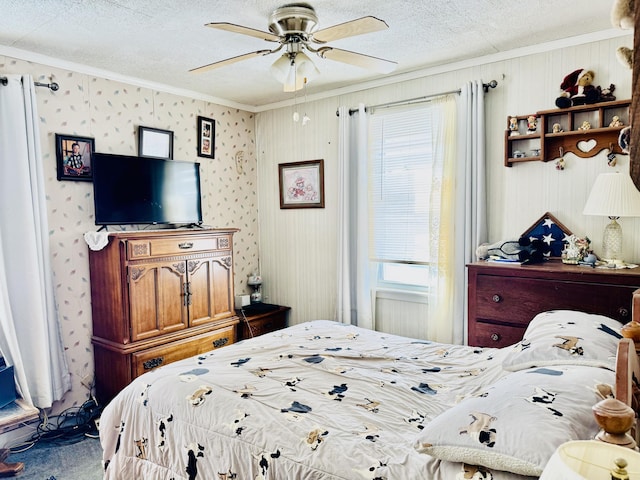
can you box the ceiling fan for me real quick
[190,2,397,91]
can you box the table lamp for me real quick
[583,172,640,263]
[540,440,640,480]
[247,273,263,303]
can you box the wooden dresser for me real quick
[89,228,239,403]
[467,261,640,348]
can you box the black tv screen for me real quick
[92,153,203,226]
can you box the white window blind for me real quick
[369,105,437,267]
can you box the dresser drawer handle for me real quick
[618,307,630,318]
[492,294,502,303]
[213,337,229,348]
[143,356,164,370]
[490,333,501,342]
[178,242,194,249]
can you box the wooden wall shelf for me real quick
[505,99,630,167]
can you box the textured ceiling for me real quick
[0,0,624,109]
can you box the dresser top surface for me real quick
[468,260,640,280]
[103,227,239,239]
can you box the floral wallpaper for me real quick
[0,55,259,412]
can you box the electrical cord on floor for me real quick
[240,308,255,338]
[9,398,102,453]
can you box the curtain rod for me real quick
[337,79,498,116]
[0,76,60,91]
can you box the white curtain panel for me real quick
[336,104,374,329]
[454,81,488,345]
[425,94,458,343]
[0,75,71,408]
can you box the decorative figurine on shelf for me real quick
[609,115,623,127]
[562,235,591,264]
[552,123,563,133]
[598,83,617,102]
[509,116,519,136]
[578,120,591,131]
[513,150,526,158]
[531,148,540,157]
[526,115,537,133]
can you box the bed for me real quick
[100,305,637,480]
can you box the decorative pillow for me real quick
[414,366,614,477]
[501,310,622,372]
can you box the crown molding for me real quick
[254,28,632,112]
[1,28,631,114]
[0,45,254,111]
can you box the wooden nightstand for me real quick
[467,260,640,348]
[237,305,290,339]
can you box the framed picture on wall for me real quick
[138,126,174,159]
[55,134,95,181]
[278,159,325,209]
[197,116,215,158]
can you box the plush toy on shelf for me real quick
[597,83,617,102]
[555,69,599,108]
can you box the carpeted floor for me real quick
[8,435,103,480]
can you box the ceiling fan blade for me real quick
[206,22,281,42]
[189,50,274,74]
[317,47,397,74]
[312,16,388,43]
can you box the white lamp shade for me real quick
[583,172,640,217]
[270,52,319,92]
[540,440,640,480]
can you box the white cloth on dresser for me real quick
[83,231,109,251]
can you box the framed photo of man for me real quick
[55,134,95,181]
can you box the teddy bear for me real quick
[597,83,617,102]
[617,46,633,69]
[611,0,634,69]
[612,0,634,30]
[555,69,599,108]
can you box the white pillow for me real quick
[502,310,622,372]
[414,365,614,477]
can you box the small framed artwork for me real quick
[279,159,325,209]
[138,126,173,159]
[55,134,95,181]
[197,116,215,158]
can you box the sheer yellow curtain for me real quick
[426,94,458,343]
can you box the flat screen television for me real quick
[92,153,203,226]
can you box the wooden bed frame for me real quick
[615,338,640,411]
[612,290,640,446]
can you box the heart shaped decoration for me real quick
[578,139,597,153]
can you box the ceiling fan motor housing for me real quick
[269,3,318,38]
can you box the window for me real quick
[369,105,438,290]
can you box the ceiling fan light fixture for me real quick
[193,6,395,89]
[271,51,319,92]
